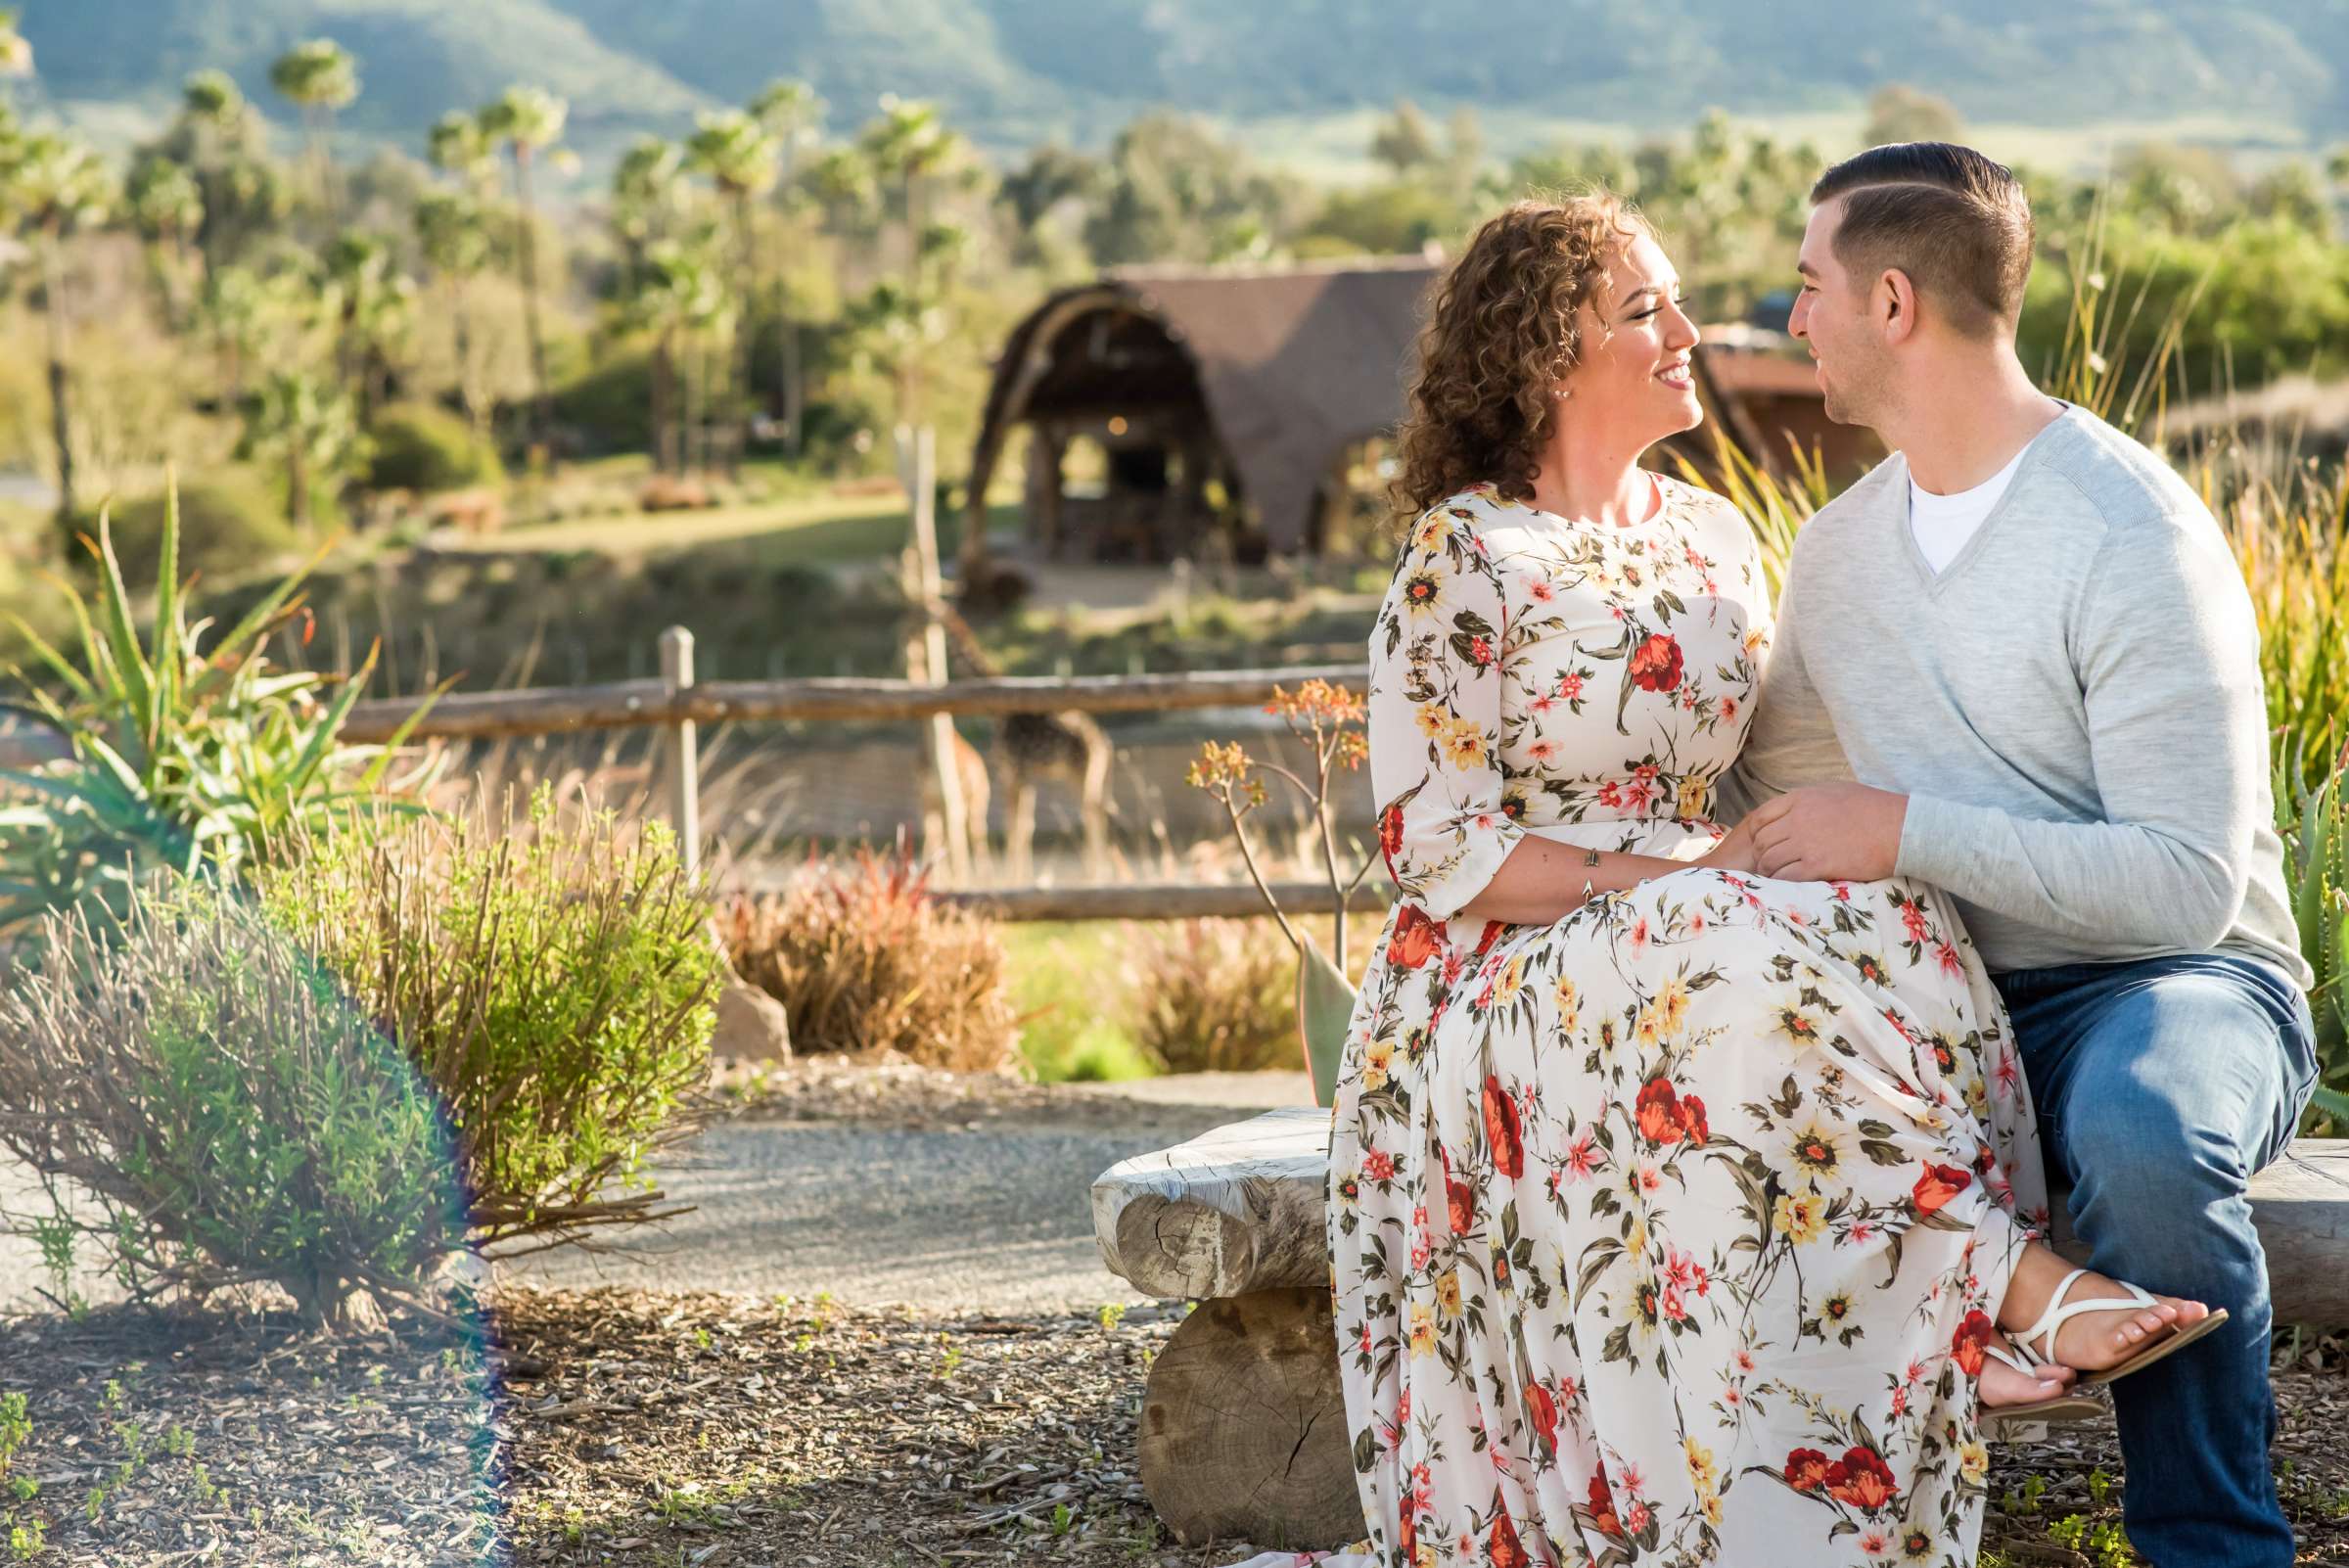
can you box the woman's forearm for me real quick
[1453,836,1703,927]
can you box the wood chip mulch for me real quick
[2,1284,2343,1567]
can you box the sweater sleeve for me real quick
[1894,516,2264,952]
[1716,547,1854,825]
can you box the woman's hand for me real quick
[1696,815,1760,875]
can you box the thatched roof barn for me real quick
[964,258,1871,566]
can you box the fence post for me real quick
[660,625,700,877]
[898,423,972,884]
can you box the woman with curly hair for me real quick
[1233,196,2213,1568]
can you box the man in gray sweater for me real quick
[1720,143,2318,1567]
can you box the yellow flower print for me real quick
[1412,512,1449,551]
[1958,1439,1989,1486]
[1554,977,1580,1032]
[1363,1038,1396,1093]
[1493,956,1526,1008]
[1773,1190,1826,1245]
[1702,1492,1724,1527]
[1414,702,1448,740]
[1684,1437,1718,1492]
[1626,1215,1648,1262]
[1636,976,1692,1045]
[1414,1546,1438,1568]
[1965,1077,1990,1116]
[1678,772,1710,819]
[1407,1303,1437,1357]
[1401,570,1444,618]
[1437,1268,1463,1318]
[1442,718,1488,771]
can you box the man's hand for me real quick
[1748,783,1910,883]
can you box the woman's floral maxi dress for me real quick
[1272,480,2048,1568]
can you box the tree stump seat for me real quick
[1091,1108,2349,1550]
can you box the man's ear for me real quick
[1876,268,1919,346]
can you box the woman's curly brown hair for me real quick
[1391,193,1652,518]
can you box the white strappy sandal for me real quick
[1990,1266,2230,1390]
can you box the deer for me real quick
[934,602,1115,883]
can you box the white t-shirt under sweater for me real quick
[1908,441,2029,573]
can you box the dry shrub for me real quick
[718,842,1017,1072]
[1128,917,1298,1075]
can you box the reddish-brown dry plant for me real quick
[717,837,1019,1072]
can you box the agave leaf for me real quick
[1295,937,1358,1110]
[5,614,98,708]
[151,474,183,737]
[85,508,158,738]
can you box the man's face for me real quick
[1789,197,1894,428]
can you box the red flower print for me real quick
[1468,634,1496,667]
[1489,1503,1530,1568]
[1446,1169,1477,1237]
[1784,1448,1832,1493]
[1826,1446,1898,1511]
[1388,904,1444,969]
[1473,921,1505,958]
[1484,1074,1525,1177]
[1912,1162,1973,1217]
[1564,1131,1597,1180]
[1362,1149,1396,1182]
[1952,1309,1996,1377]
[1559,671,1586,700]
[1628,633,1684,692]
[1523,1381,1558,1453]
[1587,1470,1623,1536]
[1379,802,1405,864]
[1635,1079,1683,1145]
[1398,1506,1416,1562]
[1677,1092,1710,1146]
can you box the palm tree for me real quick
[126,157,205,333]
[479,85,567,456]
[413,190,493,435]
[172,70,271,278]
[244,370,358,530]
[322,232,413,427]
[611,137,688,472]
[749,78,823,454]
[685,109,778,474]
[269,38,359,217]
[0,9,31,78]
[1,127,113,549]
[427,110,495,198]
[857,96,964,289]
[624,238,729,477]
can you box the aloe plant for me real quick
[0,479,437,938]
[2277,749,2349,1131]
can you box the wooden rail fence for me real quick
[0,645,1381,924]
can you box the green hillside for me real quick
[15,0,2349,160]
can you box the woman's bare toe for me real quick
[1978,1336,2076,1410]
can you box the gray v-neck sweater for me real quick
[1722,404,2308,983]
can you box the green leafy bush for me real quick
[2278,760,2349,1133]
[717,841,1017,1072]
[0,488,433,939]
[363,402,504,494]
[0,881,461,1326]
[77,468,297,589]
[253,788,719,1252]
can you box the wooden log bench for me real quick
[1092,1108,2349,1550]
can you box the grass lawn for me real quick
[1003,921,1158,1084]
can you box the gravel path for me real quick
[1,1070,1318,1316]
[504,1071,1317,1312]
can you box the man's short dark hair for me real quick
[1810,142,2034,338]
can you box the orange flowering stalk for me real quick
[1187,680,1378,969]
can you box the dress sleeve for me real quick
[1368,501,1526,923]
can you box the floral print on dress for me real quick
[1245,480,2047,1568]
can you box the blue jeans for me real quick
[1993,953,2319,1568]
